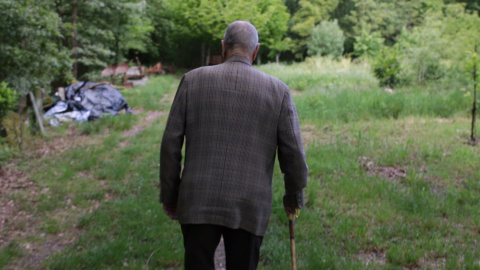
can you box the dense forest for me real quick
[0,0,479,113]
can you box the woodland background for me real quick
[1,0,479,93]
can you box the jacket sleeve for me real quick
[160,76,187,204]
[277,90,309,209]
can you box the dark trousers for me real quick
[181,224,263,270]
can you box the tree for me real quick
[371,2,480,89]
[445,0,480,15]
[143,0,176,64]
[167,0,290,66]
[83,1,153,70]
[353,28,384,58]
[307,20,345,59]
[393,14,447,84]
[441,3,480,64]
[54,0,154,78]
[290,0,339,59]
[465,46,479,143]
[267,38,293,63]
[257,0,291,63]
[0,0,72,94]
[344,0,434,49]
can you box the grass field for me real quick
[1,57,479,269]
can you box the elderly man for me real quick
[160,21,308,270]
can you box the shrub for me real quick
[354,29,384,58]
[394,16,447,84]
[1,112,32,150]
[373,47,401,87]
[0,82,19,144]
[307,20,345,59]
[0,82,18,121]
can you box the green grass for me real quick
[260,57,471,123]
[1,60,480,269]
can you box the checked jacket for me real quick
[160,55,308,236]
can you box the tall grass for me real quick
[259,57,377,92]
[259,57,471,123]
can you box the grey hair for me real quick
[223,21,259,53]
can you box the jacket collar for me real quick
[224,55,253,66]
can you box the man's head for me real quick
[222,21,260,63]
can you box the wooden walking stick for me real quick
[289,213,297,270]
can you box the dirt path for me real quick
[0,110,167,269]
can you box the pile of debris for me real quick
[100,58,165,88]
[44,81,131,126]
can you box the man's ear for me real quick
[252,43,260,62]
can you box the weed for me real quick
[0,241,23,268]
[40,217,61,234]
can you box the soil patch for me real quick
[359,156,407,181]
[0,164,38,248]
[122,111,166,139]
[356,248,386,267]
[120,110,166,149]
[302,124,319,148]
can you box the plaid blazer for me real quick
[160,56,308,236]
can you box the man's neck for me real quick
[224,51,252,63]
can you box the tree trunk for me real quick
[72,0,78,79]
[114,35,120,65]
[471,45,478,143]
[206,45,211,66]
[201,41,205,67]
[256,54,261,65]
[55,0,69,48]
[276,53,280,64]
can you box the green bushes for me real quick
[353,29,384,59]
[0,82,18,123]
[372,21,446,88]
[307,20,345,59]
[0,82,19,158]
[372,6,480,89]
[373,48,401,87]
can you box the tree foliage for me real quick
[64,0,153,76]
[372,3,480,87]
[307,20,344,59]
[0,0,71,94]
[166,0,290,65]
[290,0,339,58]
[373,47,401,87]
[394,16,447,84]
[353,28,384,58]
[0,82,18,121]
[1,0,480,95]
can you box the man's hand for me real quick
[163,204,178,220]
